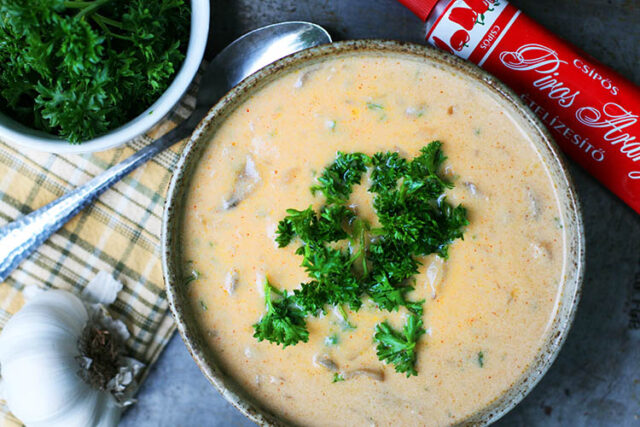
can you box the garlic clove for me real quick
[82,272,123,306]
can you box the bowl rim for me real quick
[162,39,585,427]
[0,0,209,154]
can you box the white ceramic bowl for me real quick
[0,0,209,154]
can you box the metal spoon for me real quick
[0,22,331,282]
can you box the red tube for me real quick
[398,0,640,214]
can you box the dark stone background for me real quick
[122,1,640,425]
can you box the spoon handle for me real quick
[0,120,195,283]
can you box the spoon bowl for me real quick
[198,22,332,108]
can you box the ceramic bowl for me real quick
[0,0,209,154]
[162,40,585,426]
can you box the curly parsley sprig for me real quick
[374,314,426,377]
[252,280,309,348]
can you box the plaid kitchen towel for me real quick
[0,81,199,426]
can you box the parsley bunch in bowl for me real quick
[0,0,191,144]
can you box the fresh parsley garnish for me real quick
[275,205,353,248]
[374,315,426,377]
[367,272,424,315]
[255,141,468,377]
[252,280,309,348]
[370,142,467,260]
[369,151,408,192]
[311,152,369,203]
[0,0,190,143]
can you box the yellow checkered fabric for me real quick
[0,82,198,426]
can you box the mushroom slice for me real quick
[530,241,552,260]
[342,368,384,382]
[224,269,239,295]
[294,66,321,88]
[405,104,426,118]
[222,155,261,209]
[465,181,479,195]
[526,188,541,219]
[463,181,489,200]
[313,354,338,372]
[269,376,285,384]
[425,255,445,299]
[244,346,256,358]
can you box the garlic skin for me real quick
[0,273,142,427]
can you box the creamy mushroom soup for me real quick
[182,53,565,426]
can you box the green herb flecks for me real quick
[184,262,200,286]
[325,334,340,346]
[336,305,357,330]
[332,373,345,383]
[0,0,190,143]
[553,217,563,229]
[255,141,468,377]
[374,315,426,377]
[477,351,485,368]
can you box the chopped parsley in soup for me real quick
[182,54,566,426]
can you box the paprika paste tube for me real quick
[397,0,640,214]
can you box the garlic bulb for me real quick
[0,272,143,427]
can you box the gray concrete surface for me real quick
[120,0,640,425]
